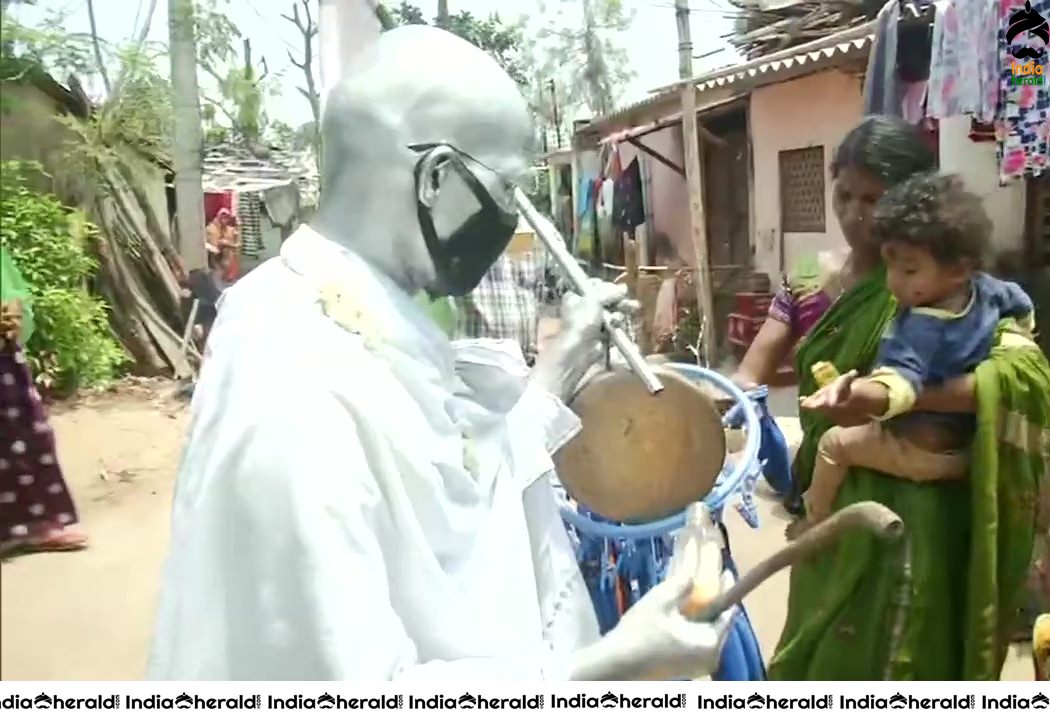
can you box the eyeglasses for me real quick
[407,142,518,213]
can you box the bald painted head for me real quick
[314,26,532,296]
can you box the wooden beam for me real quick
[698,123,728,148]
[679,85,717,364]
[627,137,684,177]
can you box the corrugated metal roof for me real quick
[601,94,748,145]
[201,142,320,206]
[692,33,872,93]
[575,21,875,143]
[650,20,876,94]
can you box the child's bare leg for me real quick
[786,423,881,540]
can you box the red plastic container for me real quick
[727,313,764,348]
[733,292,772,318]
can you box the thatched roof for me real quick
[201,141,319,207]
[725,0,883,59]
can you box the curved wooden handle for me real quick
[698,501,903,620]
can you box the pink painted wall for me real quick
[749,70,864,281]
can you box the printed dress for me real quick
[997,0,1050,182]
[928,0,1000,122]
[0,339,78,544]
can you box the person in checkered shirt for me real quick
[454,248,552,366]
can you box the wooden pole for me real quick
[674,0,693,80]
[168,0,207,271]
[680,84,717,364]
[624,235,652,353]
[625,235,639,298]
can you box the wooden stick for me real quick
[679,85,717,364]
[700,501,904,620]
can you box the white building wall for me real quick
[938,116,1026,258]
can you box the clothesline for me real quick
[601,262,746,273]
[867,0,1048,183]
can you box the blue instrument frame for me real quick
[559,363,771,680]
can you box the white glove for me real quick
[568,569,737,681]
[531,278,640,402]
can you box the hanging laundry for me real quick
[596,177,618,264]
[596,177,615,218]
[237,192,264,258]
[576,175,595,219]
[997,0,1050,183]
[603,143,623,183]
[865,1,936,116]
[864,1,902,115]
[261,184,300,228]
[595,144,622,265]
[901,81,929,123]
[576,176,597,260]
[897,4,935,83]
[928,0,1001,122]
[612,158,645,236]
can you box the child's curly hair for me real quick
[872,172,991,268]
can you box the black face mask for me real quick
[413,146,520,298]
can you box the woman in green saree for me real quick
[734,116,1050,679]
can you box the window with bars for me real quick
[778,146,826,233]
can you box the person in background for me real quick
[453,221,553,366]
[793,173,1034,538]
[732,116,937,509]
[205,208,242,288]
[0,247,87,556]
[757,116,1050,680]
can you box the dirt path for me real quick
[0,382,188,680]
[0,379,1032,680]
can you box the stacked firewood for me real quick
[723,0,884,59]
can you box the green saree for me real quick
[0,247,35,344]
[768,268,1050,680]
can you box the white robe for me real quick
[147,226,600,680]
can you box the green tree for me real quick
[386,2,528,87]
[267,119,317,153]
[0,162,128,393]
[379,1,632,147]
[193,0,281,145]
[388,1,426,26]
[536,0,634,119]
[379,3,552,206]
[282,0,321,164]
[2,7,194,379]
[0,4,94,89]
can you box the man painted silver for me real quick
[148,26,733,681]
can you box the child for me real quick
[789,173,1035,538]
